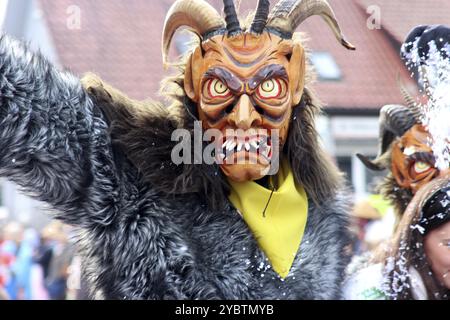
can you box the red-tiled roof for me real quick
[357,0,450,44]
[295,0,414,111]
[39,0,173,100]
[37,0,433,111]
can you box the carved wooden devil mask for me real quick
[163,0,354,182]
[358,104,449,196]
[391,124,442,193]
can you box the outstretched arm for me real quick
[0,34,119,228]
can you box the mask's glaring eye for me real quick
[256,79,284,100]
[204,78,231,99]
[413,161,432,174]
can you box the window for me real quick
[310,52,342,81]
[337,156,353,190]
[337,156,387,195]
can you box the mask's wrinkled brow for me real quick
[224,47,267,68]
[203,67,243,92]
[407,152,436,166]
[203,65,288,93]
[248,65,288,90]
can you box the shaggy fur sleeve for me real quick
[0,34,119,227]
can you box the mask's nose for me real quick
[227,94,262,130]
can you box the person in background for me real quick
[345,180,449,300]
[66,255,90,300]
[0,227,10,300]
[34,227,55,284]
[44,221,75,300]
[29,228,54,300]
[351,194,396,255]
[12,228,40,300]
[345,25,450,300]
[351,195,381,254]
[0,222,23,300]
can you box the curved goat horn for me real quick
[267,0,355,50]
[397,75,423,123]
[250,0,271,34]
[162,0,225,66]
[223,0,242,36]
[358,105,417,171]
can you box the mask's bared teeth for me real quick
[218,153,225,161]
[259,140,267,150]
[223,138,235,149]
[250,141,259,150]
[260,153,270,162]
[237,142,243,152]
[229,141,237,151]
[264,146,271,157]
[258,135,267,146]
[261,145,266,155]
[245,143,251,151]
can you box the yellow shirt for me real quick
[228,160,308,278]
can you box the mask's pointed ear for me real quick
[289,43,306,106]
[184,47,203,102]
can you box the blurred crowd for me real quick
[349,194,396,256]
[0,220,86,300]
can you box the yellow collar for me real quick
[228,160,308,278]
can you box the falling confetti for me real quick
[402,39,450,170]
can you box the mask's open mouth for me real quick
[217,135,272,164]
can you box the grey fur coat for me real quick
[0,35,351,300]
